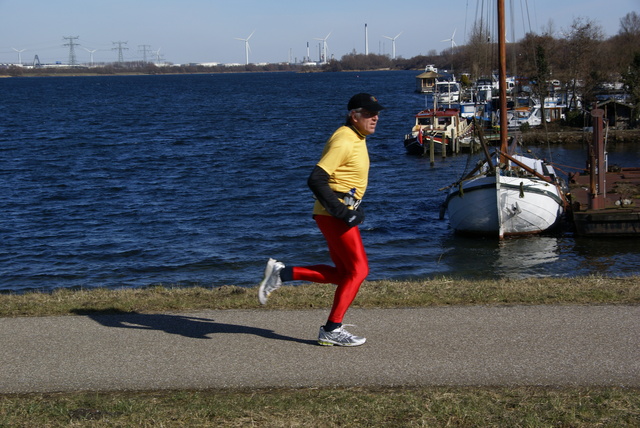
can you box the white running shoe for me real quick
[258,258,284,305]
[317,325,366,347]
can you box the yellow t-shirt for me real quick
[313,125,370,216]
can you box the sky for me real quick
[0,0,638,66]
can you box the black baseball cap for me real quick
[347,93,385,112]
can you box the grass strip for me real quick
[0,275,638,318]
[1,386,639,427]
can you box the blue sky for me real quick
[0,0,638,65]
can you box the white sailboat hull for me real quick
[445,173,564,237]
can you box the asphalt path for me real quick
[0,305,638,393]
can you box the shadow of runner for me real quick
[71,309,316,345]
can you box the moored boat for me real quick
[442,153,567,237]
[403,108,475,156]
[505,105,542,129]
[435,80,461,105]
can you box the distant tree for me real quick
[608,12,640,77]
[143,63,159,74]
[7,65,24,77]
[462,21,493,80]
[540,19,558,38]
[619,11,640,35]
[337,53,392,71]
[517,32,556,82]
[322,59,343,72]
[394,54,440,71]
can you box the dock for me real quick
[567,108,640,237]
[569,167,640,236]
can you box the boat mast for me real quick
[498,0,508,161]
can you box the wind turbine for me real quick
[314,31,331,63]
[383,32,402,59]
[235,30,255,65]
[12,48,25,65]
[83,47,97,66]
[441,28,457,52]
[441,29,457,71]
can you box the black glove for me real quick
[344,207,365,228]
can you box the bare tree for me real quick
[609,12,640,75]
[557,17,605,109]
[462,22,493,80]
[619,11,640,36]
[540,19,557,38]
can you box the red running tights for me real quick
[291,214,369,324]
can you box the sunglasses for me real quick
[358,110,380,118]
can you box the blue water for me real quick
[1,71,639,293]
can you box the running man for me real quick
[258,93,384,347]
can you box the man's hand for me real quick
[344,208,364,228]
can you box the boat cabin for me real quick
[413,108,460,129]
[436,81,461,104]
[415,68,441,93]
[474,78,495,102]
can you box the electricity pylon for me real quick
[112,41,128,64]
[63,36,80,66]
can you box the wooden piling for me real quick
[429,135,435,165]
